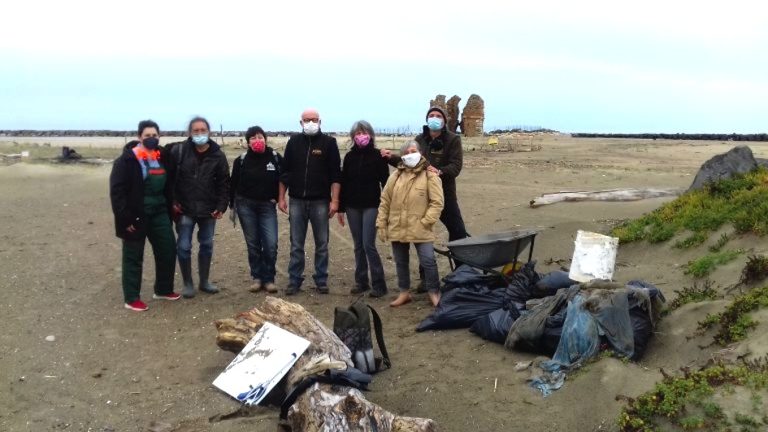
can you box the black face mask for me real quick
[142,137,159,150]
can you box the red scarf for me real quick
[133,146,160,161]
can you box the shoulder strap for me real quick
[271,150,281,174]
[239,151,247,168]
[367,305,391,370]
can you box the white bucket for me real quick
[568,230,619,283]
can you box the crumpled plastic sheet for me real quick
[528,370,566,397]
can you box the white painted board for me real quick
[213,322,310,406]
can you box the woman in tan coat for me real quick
[377,140,444,307]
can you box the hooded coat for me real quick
[109,141,174,240]
[376,157,444,243]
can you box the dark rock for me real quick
[757,158,768,168]
[689,145,758,191]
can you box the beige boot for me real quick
[264,282,278,293]
[249,279,263,293]
[389,292,412,307]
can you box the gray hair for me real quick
[349,120,376,146]
[400,140,419,154]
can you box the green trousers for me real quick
[122,211,176,303]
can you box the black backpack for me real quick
[333,300,391,374]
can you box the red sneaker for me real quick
[124,300,149,311]
[152,293,181,301]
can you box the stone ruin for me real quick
[429,95,447,112]
[446,95,461,133]
[428,93,484,137]
[460,94,484,137]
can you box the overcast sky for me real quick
[2,0,767,133]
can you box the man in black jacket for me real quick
[166,116,230,298]
[277,108,341,295]
[382,106,470,287]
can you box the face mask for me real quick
[427,117,443,131]
[302,121,320,136]
[142,137,159,150]
[353,134,370,147]
[192,134,208,146]
[401,152,421,168]
[250,139,266,153]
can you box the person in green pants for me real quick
[110,120,180,311]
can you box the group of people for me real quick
[109,107,469,312]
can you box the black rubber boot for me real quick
[179,258,195,298]
[350,284,370,295]
[198,255,219,294]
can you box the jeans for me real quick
[175,215,216,260]
[236,197,278,283]
[391,242,439,293]
[288,198,329,287]
[122,210,176,302]
[346,207,386,291]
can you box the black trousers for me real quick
[439,195,469,241]
[418,196,469,285]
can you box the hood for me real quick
[120,140,141,158]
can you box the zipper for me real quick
[302,136,311,198]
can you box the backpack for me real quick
[333,300,391,374]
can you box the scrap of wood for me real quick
[214,297,436,432]
[529,188,682,208]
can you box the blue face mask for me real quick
[427,117,443,131]
[192,135,208,146]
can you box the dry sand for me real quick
[1,136,766,431]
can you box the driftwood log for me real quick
[529,188,681,208]
[214,296,436,432]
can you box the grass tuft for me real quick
[697,285,768,345]
[612,167,768,244]
[685,250,743,278]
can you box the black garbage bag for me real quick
[441,264,504,292]
[626,280,665,360]
[504,261,542,306]
[535,271,577,294]
[416,287,506,332]
[629,307,652,360]
[470,307,521,343]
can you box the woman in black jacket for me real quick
[230,126,282,293]
[338,120,390,297]
[109,120,179,311]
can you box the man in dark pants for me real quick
[277,108,342,295]
[166,116,230,298]
[381,106,469,289]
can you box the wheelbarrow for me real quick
[434,230,538,279]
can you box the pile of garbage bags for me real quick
[417,262,666,363]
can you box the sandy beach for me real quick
[1,136,766,431]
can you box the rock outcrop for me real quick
[689,145,759,191]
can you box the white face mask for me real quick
[401,152,421,168]
[302,121,320,136]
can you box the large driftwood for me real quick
[529,188,681,208]
[214,297,436,432]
